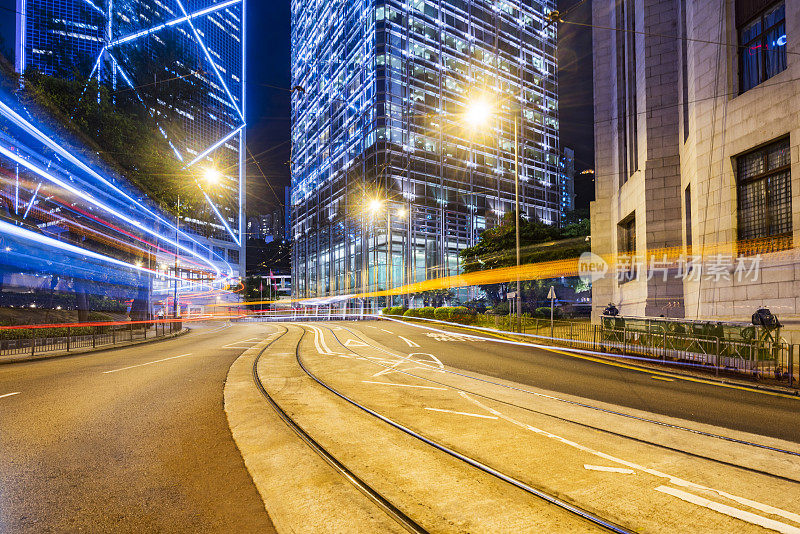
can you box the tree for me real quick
[460,211,590,307]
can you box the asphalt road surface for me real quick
[0,321,278,533]
[347,320,800,444]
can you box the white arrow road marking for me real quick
[362,380,447,390]
[0,392,21,399]
[425,407,498,419]
[103,353,192,374]
[381,329,394,334]
[584,465,635,474]
[655,486,800,534]
[398,336,420,347]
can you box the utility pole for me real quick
[513,107,521,332]
[173,195,180,319]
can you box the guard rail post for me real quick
[143,323,147,340]
[715,337,720,376]
[92,326,96,348]
[129,322,133,341]
[662,331,667,361]
[66,326,71,352]
[789,344,795,387]
[31,328,36,356]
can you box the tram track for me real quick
[320,326,800,484]
[251,325,428,534]
[292,324,634,533]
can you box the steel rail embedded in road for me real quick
[323,324,800,485]
[251,325,429,534]
[296,325,634,534]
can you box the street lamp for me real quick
[204,167,221,185]
[466,95,522,331]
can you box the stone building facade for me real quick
[591,0,799,325]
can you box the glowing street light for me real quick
[368,198,383,215]
[396,207,407,218]
[465,98,493,128]
[204,167,222,185]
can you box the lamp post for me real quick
[174,194,180,319]
[465,96,522,330]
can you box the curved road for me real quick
[347,320,800,444]
[0,322,278,533]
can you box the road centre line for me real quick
[651,376,674,382]
[102,353,192,374]
[655,486,800,534]
[398,335,421,348]
[584,465,635,474]
[0,392,21,399]
[380,329,394,334]
[425,407,498,419]
[460,392,800,526]
[362,380,447,390]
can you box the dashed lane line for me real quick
[424,407,498,420]
[584,465,635,474]
[362,380,447,390]
[102,353,192,374]
[0,392,21,399]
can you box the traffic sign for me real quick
[547,286,556,300]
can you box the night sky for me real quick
[0,0,594,213]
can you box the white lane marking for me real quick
[409,352,444,369]
[459,392,800,525]
[362,380,447,390]
[381,329,394,334]
[584,465,635,474]
[398,336,420,348]
[344,338,369,347]
[655,486,800,534]
[425,407,498,419]
[103,353,192,374]
[0,392,21,399]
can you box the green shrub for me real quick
[535,306,562,319]
[418,307,436,319]
[381,307,392,315]
[403,309,419,318]
[434,307,451,321]
[450,306,477,324]
[388,306,407,316]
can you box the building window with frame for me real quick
[736,137,792,255]
[738,1,787,93]
[617,214,637,283]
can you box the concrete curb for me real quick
[223,330,404,534]
[0,328,190,365]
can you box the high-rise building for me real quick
[590,0,798,325]
[559,146,575,219]
[15,0,246,280]
[290,0,560,304]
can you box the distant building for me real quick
[590,0,798,323]
[291,0,561,303]
[14,0,246,280]
[248,210,285,242]
[559,147,576,220]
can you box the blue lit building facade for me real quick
[15,0,246,281]
[291,0,560,304]
[559,146,575,219]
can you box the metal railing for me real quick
[0,320,184,358]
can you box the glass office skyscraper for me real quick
[291,0,559,304]
[15,0,246,278]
